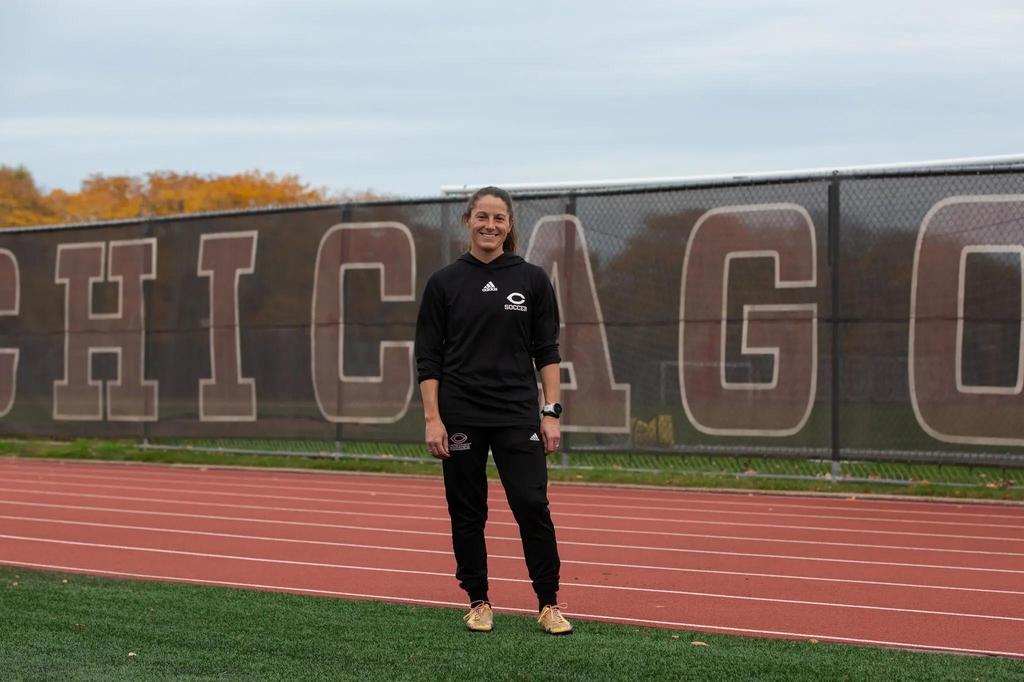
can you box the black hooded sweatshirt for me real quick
[414,251,561,427]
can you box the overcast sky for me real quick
[3,0,1024,197]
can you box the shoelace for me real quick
[463,601,490,623]
[539,603,569,624]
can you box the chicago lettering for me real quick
[11,195,1020,449]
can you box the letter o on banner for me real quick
[910,195,1024,446]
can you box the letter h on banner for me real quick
[53,240,158,421]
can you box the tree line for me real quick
[0,165,382,228]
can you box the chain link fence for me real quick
[2,162,1024,484]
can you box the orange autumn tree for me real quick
[0,166,383,228]
[0,165,58,227]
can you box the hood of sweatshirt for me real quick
[457,251,525,270]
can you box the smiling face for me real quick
[465,194,513,262]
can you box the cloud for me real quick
[4,0,1024,196]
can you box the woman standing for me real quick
[414,186,572,635]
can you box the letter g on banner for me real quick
[311,222,416,423]
[680,204,818,436]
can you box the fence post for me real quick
[828,177,842,478]
[560,192,577,468]
[335,203,353,453]
[143,218,155,450]
[441,202,451,264]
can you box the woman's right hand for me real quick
[425,418,450,459]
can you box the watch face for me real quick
[546,403,562,417]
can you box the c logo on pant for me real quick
[450,433,471,451]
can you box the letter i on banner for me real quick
[198,231,258,421]
[0,249,19,416]
[525,215,630,433]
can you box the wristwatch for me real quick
[541,402,562,419]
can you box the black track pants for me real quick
[441,424,560,601]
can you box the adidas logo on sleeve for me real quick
[482,281,497,292]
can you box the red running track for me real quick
[1,457,1023,658]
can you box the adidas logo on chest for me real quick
[482,281,497,292]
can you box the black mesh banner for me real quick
[0,170,1022,467]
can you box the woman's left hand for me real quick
[540,416,560,456]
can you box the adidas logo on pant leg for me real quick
[530,433,540,442]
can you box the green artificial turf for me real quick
[0,567,1020,682]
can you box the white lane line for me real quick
[5,465,1019,522]
[0,515,450,556]
[2,485,1022,544]
[0,499,452,536]
[3,559,1020,658]
[558,538,1024,575]
[5,514,1023,597]
[4,476,1020,530]
[6,500,1023,560]
[2,498,1023,575]
[1,535,1022,623]
[552,491,1024,519]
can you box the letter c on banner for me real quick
[311,222,416,423]
[0,249,19,417]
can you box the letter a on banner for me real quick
[0,249,19,417]
[311,222,416,423]
[910,195,1024,446]
[525,215,630,433]
[680,204,818,436]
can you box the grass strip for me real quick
[1,567,1021,681]
[2,438,1022,501]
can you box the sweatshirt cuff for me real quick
[534,355,561,372]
